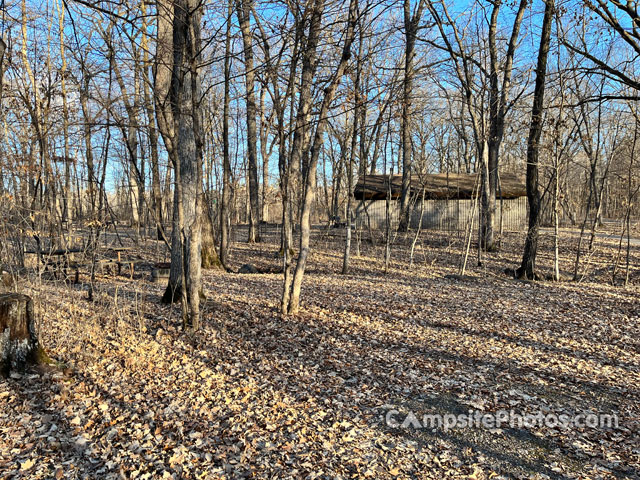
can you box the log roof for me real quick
[353,173,526,201]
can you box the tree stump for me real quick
[0,293,40,375]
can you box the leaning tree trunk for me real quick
[0,294,44,375]
[286,0,358,314]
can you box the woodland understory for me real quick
[2,0,640,478]
[1,227,638,480]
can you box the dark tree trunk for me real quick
[518,0,554,280]
[219,0,233,269]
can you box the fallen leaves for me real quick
[0,230,638,479]
[19,458,35,470]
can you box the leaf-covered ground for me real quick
[1,227,639,479]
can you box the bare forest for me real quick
[0,0,639,478]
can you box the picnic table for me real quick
[105,247,144,279]
[24,248,85,282]
[24,246,145,281]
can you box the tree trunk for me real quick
[0,37,5,100]
[164,187,182,302]
[398,0,425,232]
[342,66,360,275]
[141,0,164,239]
[518,0,554,280]
[237,0,261,242]
[0,293,43,375]
[106,30,143,231]
[332,141,346,220]
[156,0,204,331]
[57,2,71,224]
[343,24,366,274]
[80,70,96,218]
[479,140,492,252]
[342,152,354,275]
[219,0,232,268]
[201,192,223,269]
[482,0,527,252]
[286,0,358,314]
[260,84,271,223]
[281,2,323,314]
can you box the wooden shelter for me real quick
[353,173,528,231]
[354,173,526,201]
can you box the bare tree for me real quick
[517,0,554,280]
[141,0,166,240]
[283,0,359,314]
[342,13,365,275]
[236,0,261,242]
[155,0,204,330]
[427,0,528,250]
[219,0,233,268]
[398,0,427,232]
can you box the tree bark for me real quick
[0,293,43,375]
[56,1,72,224]
[201,191,223,269]
[236,0,261,242]
[155,0,204,331]
[259,84,271,223]
[142,0,164,239]
[79,63,97,218]
[518,0,554,279]
[398,0,426,231]
[281,2,322,314]
[483,0,527,251]
[286,0,358,314]
[343,47,362,275]
[220,0,233,269]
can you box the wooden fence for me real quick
[354,197,529,232]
